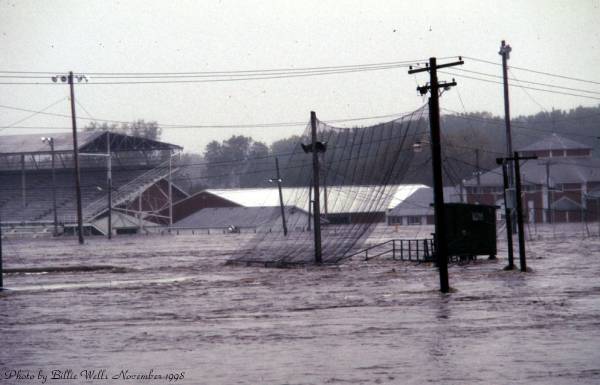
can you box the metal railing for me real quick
[83,159,176,221]
[343,238,435,262]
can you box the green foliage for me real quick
[192,104,600,189]
[84,120,162,141]
[203,135,272,187]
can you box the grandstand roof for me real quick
[203,184,427,214]
[0,131,181,156]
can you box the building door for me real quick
[528,200,535,223]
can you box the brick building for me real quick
[464,134,600,223]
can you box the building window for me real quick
[407,216,422,225]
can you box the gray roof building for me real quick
[387,186,462,218]
[173,205,310,231]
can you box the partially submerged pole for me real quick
[310,111,322,264]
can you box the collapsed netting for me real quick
[229,105,429,265]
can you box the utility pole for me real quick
[499,40,516,234]
[269,157,288,236]
[310,111,322,263]
[52,72,87,243]
[513,151,533,272]
[107,132,112,240]
[301,112,327,263]
[498,152,537,272]
[496,158,515,270]
[307,182,312,231]
[409,57,464,293]
[69,72,84,244]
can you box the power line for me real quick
[439,70,600,101]
[0,102,420,130]
[441,108,600,139]
[450,67,600,96]
[0,97,68,133]
[463,56,600,86]
[0,58,429,76]
[0,64,414,85]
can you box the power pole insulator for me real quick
[408,57,464,293]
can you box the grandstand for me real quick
[0,131,184,236]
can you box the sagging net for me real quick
[227,105,429,265]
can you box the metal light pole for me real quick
[42,137,58,236]
[268,157,288,236]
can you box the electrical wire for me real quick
[0,102,420,130]
[463,56,600,86]
[440,70,600,101]
[449,67,600,96]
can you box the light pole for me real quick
[41,137,58,236]
[168,151,180,230]
[268,157,288,236]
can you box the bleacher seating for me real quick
[0,167,156,224]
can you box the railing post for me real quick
[365,249,368,261]
[408,240,412,261]
[400,240,404,260]
[392,240,396,260]
[423,239,429,260]
[416,240,420,260]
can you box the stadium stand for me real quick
[0,131,185,236]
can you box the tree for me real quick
[84,120,162,141]
[203,135,271,188]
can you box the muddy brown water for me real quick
[1,231,599,384]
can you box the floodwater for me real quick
[1,227,600,384]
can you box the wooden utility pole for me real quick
[69,72,85,244]
[270,157,288,236]
[307,182,312,231]
[513,151,534,272]
[107,132,112,240]
[310,111,322,264]
[496,158,515,270]
[499,40,516,234]
[409,57,464,293]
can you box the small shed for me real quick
[444,203,497,259]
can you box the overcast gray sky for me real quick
[1,0,599,153]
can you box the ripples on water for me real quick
[1,231,600,384]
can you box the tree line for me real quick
[84,104,600,191]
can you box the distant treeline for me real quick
[175,104,600,192]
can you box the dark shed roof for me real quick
[518,133,591,152]
[0,131,181,156]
